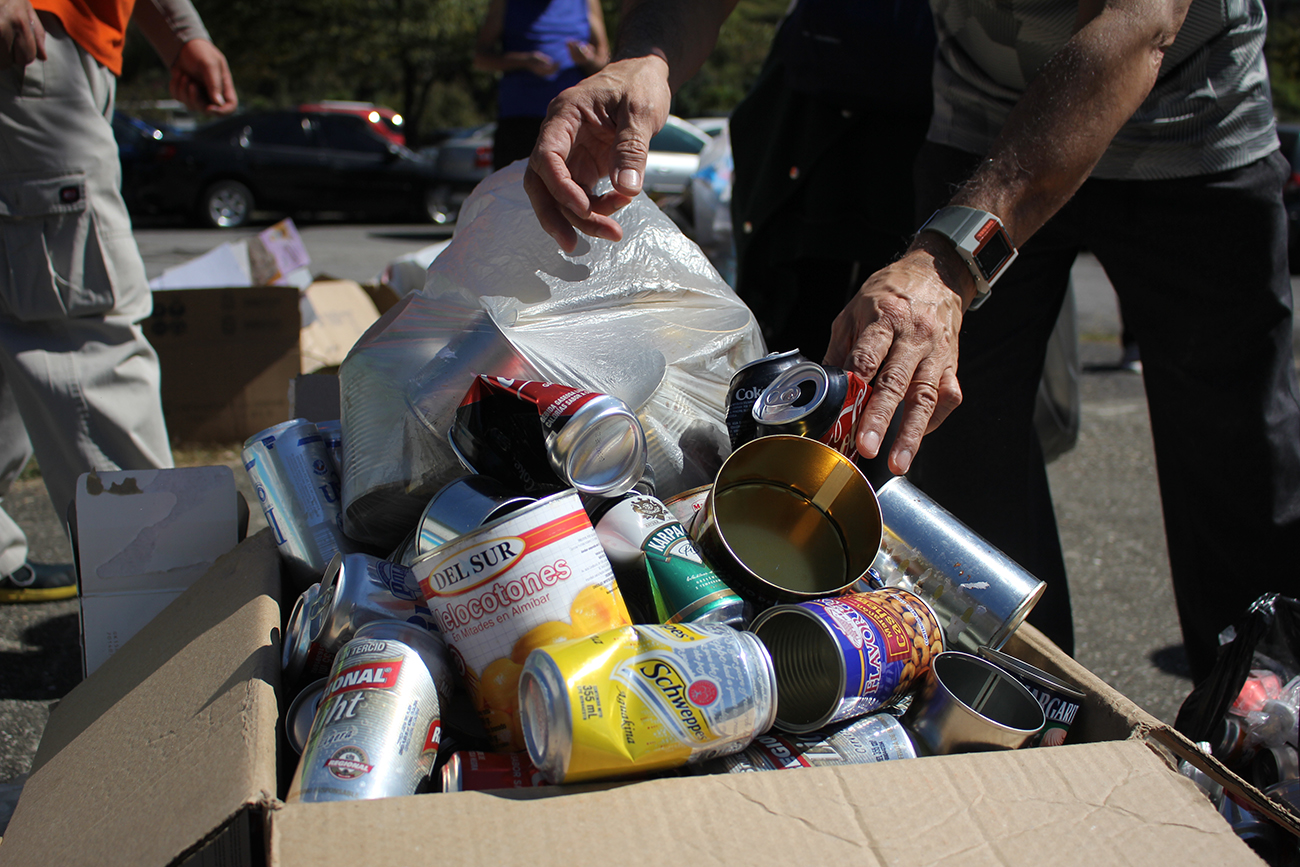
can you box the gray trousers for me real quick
[0,14,173,575]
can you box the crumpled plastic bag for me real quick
[338,161,765,549]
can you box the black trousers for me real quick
[907,142,1300,679]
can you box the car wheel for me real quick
[199,180,254,228]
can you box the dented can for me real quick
[724,349,806,450]
[750,589,943,733]
[410,488,633,751]
[593,492,745,627]
[449,376,647,497]
[518,622,777,784]
[242,418,354,586]
[752,361,871,459]
[286,620,444,803]
[690,713,918,774]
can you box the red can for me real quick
[752,362,871,458]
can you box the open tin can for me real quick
[901,651,1045,754]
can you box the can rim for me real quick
[975,646,1085,700]
[749,603,849,734]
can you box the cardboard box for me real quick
[0,531,1292,866]
[73,467,241,677]
[146,281,378,444]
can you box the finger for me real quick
[852,330,921,459]
[609,121,650,197]
[885,358,953,475]
[8,16,35,67]
[524,166,580,253]
[925,365,963,434]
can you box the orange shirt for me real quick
[33,0,136,75]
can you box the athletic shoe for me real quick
[0,561,78,603]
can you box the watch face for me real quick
[973,221,1015,280]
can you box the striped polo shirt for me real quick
[926,0,1279,180]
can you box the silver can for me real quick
[518,623,777,784]
[593,493,746,627]
[976,646,1084,747]
[315,419,343,477]
[283,582,326,685]
[901,651,1045,755]
[391,474,536,566]
[286,678,329,755]
[286,620,445,803]
[691,713,918,774]
[242,418,355,587]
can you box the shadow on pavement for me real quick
[0,612,81,702]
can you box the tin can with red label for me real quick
[286,620,444,802]
[752,362,871,458]
[449,376,647,498]
[439,750,549,793]
[410,488,633,751]
[724,349,806,450]
[749,589,943,733]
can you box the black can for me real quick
[724,350,805,450]
[753,362,871,459]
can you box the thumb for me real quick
[609,118,652,197]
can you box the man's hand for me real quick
[523,55,671,252]
[169,38,237,116]
[0,0,44,71]
[823,237,970,474]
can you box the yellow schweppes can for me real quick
[518,623,777,784]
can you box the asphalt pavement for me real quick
[1,220,1297,806]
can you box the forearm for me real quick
[131,0,210,68]
[942,0,1190,248]
[473,50,537,73]
[615,0,736,93]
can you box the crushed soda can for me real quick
[689,712,919,773]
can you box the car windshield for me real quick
[649,124,705,155]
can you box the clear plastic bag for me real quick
[339,162,764,549]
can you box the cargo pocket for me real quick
[0,171,116,322]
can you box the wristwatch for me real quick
[917,206,1018,309]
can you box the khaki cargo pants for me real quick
[0,13,173,576]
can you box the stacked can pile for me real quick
[253,365,1077,799]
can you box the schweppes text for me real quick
[635,660,708,742]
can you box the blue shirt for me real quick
[498,0,591,119]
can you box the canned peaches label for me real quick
[412,489,630,750]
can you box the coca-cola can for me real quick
[724,349,805,450]
[440,750,549,793]
[449,376,647,497]
[242,418,355,588]
[753,361,871,458]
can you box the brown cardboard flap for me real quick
[1,531,283,867]
[267,739,1261,867]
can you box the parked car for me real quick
[1277,122,1300,272]
[112,111,169,211]
[423,115,713,224]
[299,101,406,146]
[686,116,728,138]
[129,109,442,228]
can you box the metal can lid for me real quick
[285,677,329,754]
[282,582,323,678]
[519,650,573,784]
[552,397,647,496]
[975,646,1085,701]
[752,361,830,428]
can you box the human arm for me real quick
[566,0,610,75]
[0,0,44,70]
[473,0,561,77]
[524,0,737,252]
[132,0,237,115]
[822,0,1193,475]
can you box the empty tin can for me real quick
[750,589,943,733]
[410,488,633,751]
[694,435,882,605]
[593,492,745,627]
[519,623,778,784]
[390,474,537,567]
[977,646,1084,747]
[286,620,445,803]
[901,651,1045,754]
[690,712,918,774]
[439,750,549,793]
[242,418,355,588]
[449,376,647,497]
[752,362,871,459]
[725,349,806,450]
[308,553,451,692]
[870,476,1045,653]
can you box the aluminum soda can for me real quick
[242,418,355,586]
[449,376,647,497]
[286,620,444,803]
[402,475,537,566]
[439,750,549,793]
[752,361,871,459]
[283,582,326,684]
[724,349,806,451]
[750,589,943,733]
[690,712,918,774]
[518,622,778,784]
[316,419,343,477]
[410,488,633,751]
[286,678,329,755]
[305,553,444,681]
[593,493,745,627]
[976,646,1084,747]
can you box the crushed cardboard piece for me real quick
[298,280,380,373]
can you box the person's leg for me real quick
[905,143,1079,653]
[0,370,34,578]
[1084,152,1300,682]
[0,15,172,559]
